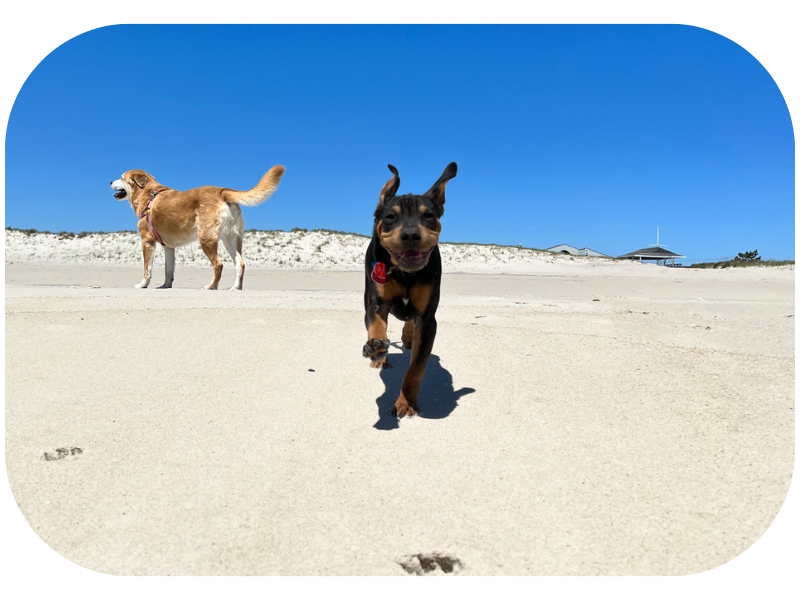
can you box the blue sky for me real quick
[5,25,794,262]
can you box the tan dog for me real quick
[111,166,285,290]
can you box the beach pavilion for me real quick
[617,246,685,266]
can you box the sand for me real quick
[3,258,794,576]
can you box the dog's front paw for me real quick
[393,396,417,418]
[370,357,393,369]
[363,338,390,365]
[134,281,149,289]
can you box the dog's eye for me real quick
[423,212,435,220]
[384,213,396,222]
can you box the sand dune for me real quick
[6,228,795,279]
[3,228,646,273]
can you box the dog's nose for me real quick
[110,181,113,185]
[400,229,421,243]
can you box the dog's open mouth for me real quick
[398,249,430,259]
[111,181,128,200]
[390,248,434,270]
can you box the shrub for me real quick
[735,249,761,262]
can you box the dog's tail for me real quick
[222,165,286,206]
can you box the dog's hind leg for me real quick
[199,234,223,290]
[221,232,245,291]
[219,203,245,290]
[157,246,175,289]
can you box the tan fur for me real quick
[376,222,398,266]
[375,279,404,303]
[371,357,391,370]
[419,224,440,249]
[409,284,433,314]
[377,214,439,258]
[221,167,286,206]
[367,312,388,341]
[115,166,284,289]
[379,170,399,205]
[433,180,450,215]
[137,220,158,283]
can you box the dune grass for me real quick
[690,259,794,269]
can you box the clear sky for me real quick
[5,25,794,263]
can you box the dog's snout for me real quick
[400,229,422,243]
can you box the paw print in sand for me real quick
[43,447,83,461]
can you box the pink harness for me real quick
[138,190,166,246]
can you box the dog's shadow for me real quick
[374,345,476,430]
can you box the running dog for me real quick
[110,166,285,290]
[362,162,457,417]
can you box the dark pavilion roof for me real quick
[617,246,685,259]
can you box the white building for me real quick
[545,244,611,258]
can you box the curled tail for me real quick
[222,165,286,206]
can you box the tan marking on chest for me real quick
[376,279,405,302]
[409,284,433,314]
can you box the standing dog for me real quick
[363,162,457,417]
[110,166,285,290]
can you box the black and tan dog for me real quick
[363,162,457,417]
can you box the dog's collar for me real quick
[371,261,396,284]
[138,190,168,246]
[137,189,166,218]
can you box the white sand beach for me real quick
[3,232,795,575]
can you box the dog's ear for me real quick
[423,162,457,216]
[378,164,400,205]
[131,172,149,189]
